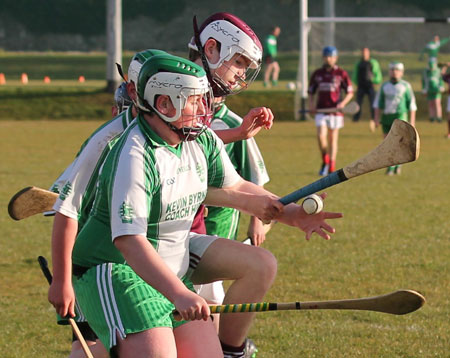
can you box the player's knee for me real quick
[246,247,277,288]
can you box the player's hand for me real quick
[173,290,210,321]
[282,193,343,240]
[336,102,345,109]
[48,279,76,318]
[247,217,266,246]
[240,107,274,139]
[246,196,284,224]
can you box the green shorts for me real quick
[205,206,240,240]
[73,263,193,351]
[427,92,441,101]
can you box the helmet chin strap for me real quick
[167,122,206,141]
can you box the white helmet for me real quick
[188,12,263,96]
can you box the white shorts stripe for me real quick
[106,264,125,339]
[96,265,114,347]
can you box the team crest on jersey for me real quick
[119,201,134,224]
[59,182,72,201]
[257,160,265,172]
[195,163,205,183]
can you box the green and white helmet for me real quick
[137,53,213,140]
[127,49,168,85]
[389,61,404,71]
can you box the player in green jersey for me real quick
[263,26,281,87]
[419,35,450,63]
[374,61,417,175]
[422,59,445,123]
[69,53,341,358]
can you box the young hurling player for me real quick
[373,62,417,175]
[308,46,353,176]
[71,53,341,358]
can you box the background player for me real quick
[263,26,281,88]
[440,62,450,138]
[308,46,353,176]
[373,61,417,175]
[422,59,445,123]
[351,47,382,127]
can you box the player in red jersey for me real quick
[308,46,353,175]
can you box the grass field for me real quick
[1,118,449,357]
[0,51,449,357]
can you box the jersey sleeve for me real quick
[200,129,241,189]
[53,116,125,221]
[108,131,152,240]
[308,71,318,94]
[373,84,385,109]
[371,59,383,85]
[405,82,417,111]
[341,70,354,94]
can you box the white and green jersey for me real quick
[52,107,135,228]
[422,67,444,94]
[373,79,417,116]
[204,104,269,240]
[73,114,241,278]
[212,104,269,185]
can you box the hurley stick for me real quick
[279,119,420,205]
[8,186,58,220]
[208,290,425,316]
[37,256,94,358]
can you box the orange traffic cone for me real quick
[0,73,5,85]
[44,76,51,83]
[78,75,85,83]
[21,73,28,84]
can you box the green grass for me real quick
[0,51,449,356]
[1,119,449,357]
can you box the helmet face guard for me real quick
[138,54,214,141]
[114,82,132,113]
[191,14,262,97]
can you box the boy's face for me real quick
[323,55,337,67]
[389,68,403,80]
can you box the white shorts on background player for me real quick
[314,113,344,129]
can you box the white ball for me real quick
[302,194,323,215]
[286,81,296,91]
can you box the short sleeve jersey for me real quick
[52,107,135,228]
[73,115,241,278]
[264,34,277,59]
[212,104,269,185]
[422,68,444,94]
[308,65,353,109]
[373,80,417,115]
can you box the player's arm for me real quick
[214,107,274,144]
[48,212,78,318]
[373,86,383,126]
[205,180,342,240]
[337,72,354,108]
[115,235,209,321]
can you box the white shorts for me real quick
[194,281,225,305]
[315,113,344,129]
[186,232,219,279]
[447,96,450,112]
[187,233,224,304]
